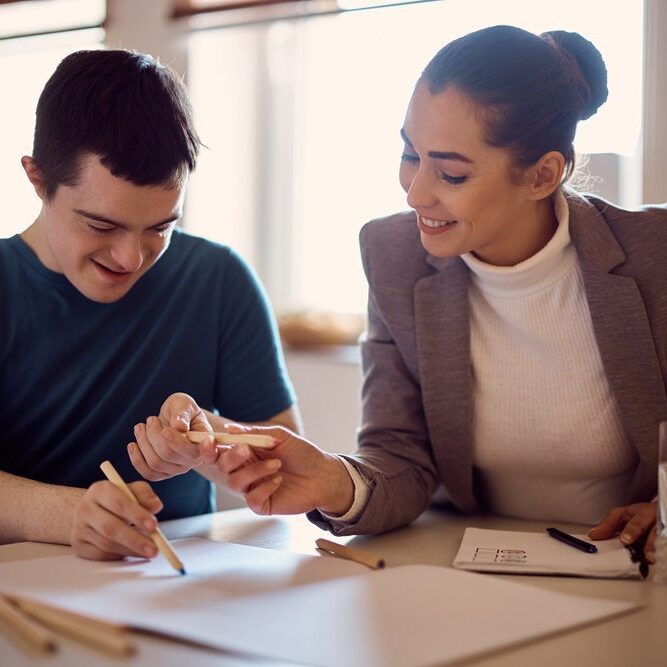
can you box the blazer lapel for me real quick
[414,256,478,512]
[570,197,667,496]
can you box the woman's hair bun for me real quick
[542,30,608,120]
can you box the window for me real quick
[0,0,647,316]
[184,0,644,313]
[0,0,104,240]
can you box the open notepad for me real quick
[454,527,642,578]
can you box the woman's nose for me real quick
[406,168,437,210]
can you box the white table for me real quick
[1,508,665,666]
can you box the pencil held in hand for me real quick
[185,431,276,449]
[99,461,186,575]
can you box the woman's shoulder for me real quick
[567,191,667,275]
[359,210,434,284]
[567,190,667,229]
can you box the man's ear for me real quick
[528,151,565,200]
[21,156,48,200]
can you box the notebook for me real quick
[453,527,642,578]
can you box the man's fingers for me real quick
[128,441,165,481]
[134,423,191,475]
[77,524,146,559]
[147,414,201,461]
[127,481,163,515]
[217,444,255,474]
[198,437,220,465]
[79,498,157,559]
[143,418,199,464]
[88,480,158,532]
[72,538,122,562]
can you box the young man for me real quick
[0,50,299,561]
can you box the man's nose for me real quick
[110,234,144,272]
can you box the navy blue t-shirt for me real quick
[0,229,294,520]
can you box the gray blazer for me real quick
[310,191,667,536]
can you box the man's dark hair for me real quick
[33,49,201,199]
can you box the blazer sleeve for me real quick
[308,223,440,535]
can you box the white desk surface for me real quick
[1,507,665,666]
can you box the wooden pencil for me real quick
[10,596,135,658]
[186,431,276,448]
[315,538,385,570]
[0,593,57,654]
[100,460,186,575]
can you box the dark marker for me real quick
[546,527,598,553]
[625,532,649,579]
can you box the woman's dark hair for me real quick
[33,49,201,199]
[421,25,608,181]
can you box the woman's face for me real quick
[399,83,547,265]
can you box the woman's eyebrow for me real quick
[400,128,473,163]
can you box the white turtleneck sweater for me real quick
[329,192,638,526]
[460,192,637,524]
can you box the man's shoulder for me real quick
[164,228,245,274]
[161,229,259,295]
[169,227,233,258]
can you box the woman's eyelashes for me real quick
[401,153,468,185]
[439,171,467,185]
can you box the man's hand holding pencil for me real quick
[126,392,279,487]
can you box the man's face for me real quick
[30,154,186,303]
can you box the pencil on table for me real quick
[185,431,276,449]
[0,593,57,655]
[10,596,135,658]
[100,460,186,575]
[315,538,385,570]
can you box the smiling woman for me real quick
[184,0,646,315]
[202,25,667,570]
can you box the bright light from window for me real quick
[187,0,643,313]
[0,30,104,240]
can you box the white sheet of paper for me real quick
[454,527,641,578]
[0,537,639,667]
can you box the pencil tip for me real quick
[179,568,186,576]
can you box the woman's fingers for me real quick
[618,508,655,545]
[245,475,283,515]
[589,502,657,549]
[588,506,629,540]
[226,458,282,494]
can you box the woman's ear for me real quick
[529,151,565,200]
[21,156,48,200]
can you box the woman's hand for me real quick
[588,501,657,563]
[127,392,217,482]
[212,424,355,517]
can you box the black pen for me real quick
[546,527,598,553]
[625,533,649,579]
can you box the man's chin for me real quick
[73,279,136,303]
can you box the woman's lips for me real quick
[418,215,458,235]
